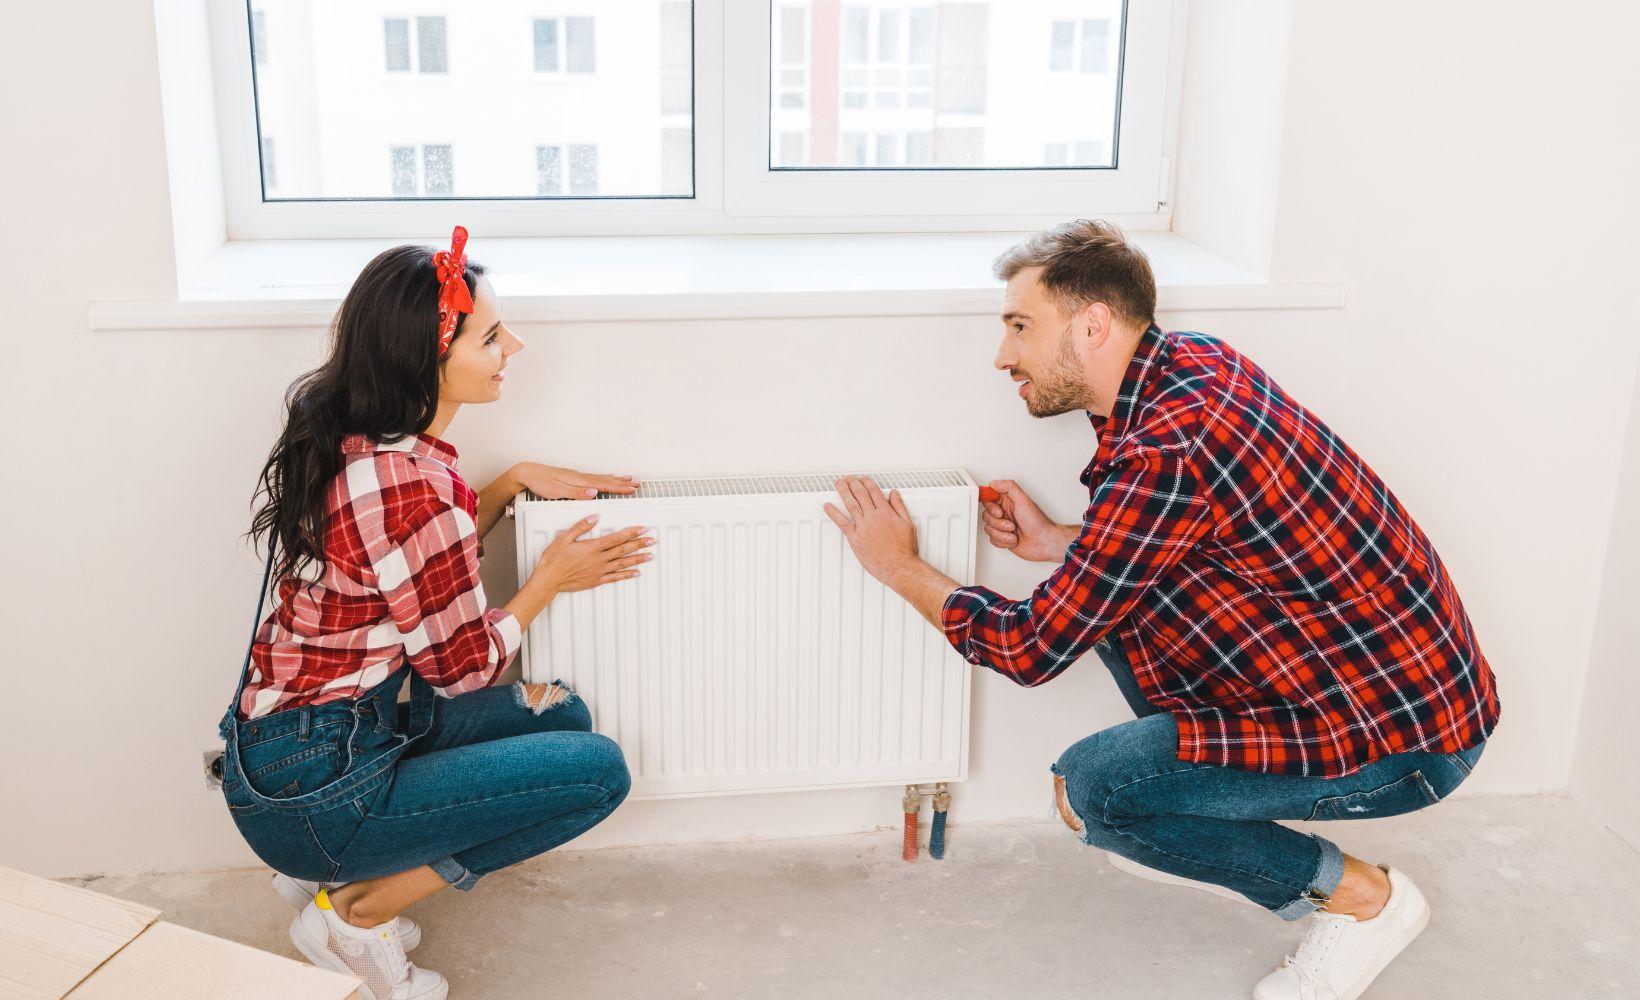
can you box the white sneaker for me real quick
[1106,851,1256,907]
[289,890,448,1000]
[1254,866,1430,1000]
[273,872,422,950]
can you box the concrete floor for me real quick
[72,795,1638,999]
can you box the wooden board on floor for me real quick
[66,920,360,1000]
[0,865,160,1000]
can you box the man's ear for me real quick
[1080,301,1114,346]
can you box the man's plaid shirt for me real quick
[943,325,1500,777]
[238,433,520,720]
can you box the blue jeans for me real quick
[221,672,630,891]
[1054,638,1484,920]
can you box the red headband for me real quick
[433,225,475,356]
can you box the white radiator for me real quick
[511,470,977,800]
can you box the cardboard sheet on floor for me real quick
[0,865,358,1000]
[0,865,160,1000]
[66,921,359,999]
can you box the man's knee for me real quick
[1054,772,1084,832]
[1052,715,1177,832]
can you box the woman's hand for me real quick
[506,516,654,629]
[513,462,640,501]
[530,516,654,594]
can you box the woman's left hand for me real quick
[512,462,640,500]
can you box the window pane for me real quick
[877,10,899,61]
[907,8,933,64]
[843,8,869,63]
[390,146,417,195]
[566,17,595,73]
[568,144,599,194]
[536,145,563,195]
[417,17,448,74]
[384,18,409,72]
[252,10,269,65]
[779,7,806,63]
[423,144,453,195]
[534,19,559,72]
[1049,20,1073,72]
[250,3,693,199]
[770,1,1121,170]
[1080,19,1110,74]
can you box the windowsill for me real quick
[88,231,1343,331]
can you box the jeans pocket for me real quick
[1307,770,1440,821]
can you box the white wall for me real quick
[1573,353,1640,850]
[2,1,1637,877]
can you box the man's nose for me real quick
[994,339,1016,371]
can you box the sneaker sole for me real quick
[1106,852,1256,907]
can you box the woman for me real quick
[219,227,649,1000]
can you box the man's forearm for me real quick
[884,557,962,630]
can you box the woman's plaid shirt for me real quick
[943,326,1500,777]
[237,433,520,720]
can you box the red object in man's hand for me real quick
[977,486,1002,504]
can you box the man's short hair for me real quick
[992,219,1157,328]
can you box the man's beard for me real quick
[1019,324,1093,418]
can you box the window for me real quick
[536,144,601,195]
[385,17,447,74]
[534,17,595,75]
[390,145,453,197]
[211,0,1175,237]
[1050,18,1113,75]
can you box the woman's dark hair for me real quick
[249,245,485,584]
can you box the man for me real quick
[825,220,1499,999]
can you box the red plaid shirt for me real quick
[943,326,1500,777]
[237,433,520,720]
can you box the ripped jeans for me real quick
[221,671,630,891]
[1052,638,1484,920]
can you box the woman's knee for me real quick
[514,681,594,732]
[578,732,632,806]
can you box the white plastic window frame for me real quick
[206,0,1180,240]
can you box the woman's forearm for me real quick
[475,465,523,540]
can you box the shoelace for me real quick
[1284,912,1353,989]
[375,921,412,986]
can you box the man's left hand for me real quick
[824,476,920,585]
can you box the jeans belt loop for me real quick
[297,708,312,742]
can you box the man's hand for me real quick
[825,476,962,629]
[512,463,640,501]
[982,479,1080,562]
[824,476,920,584]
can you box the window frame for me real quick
[206,0,1180,240]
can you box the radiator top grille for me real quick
[523,468,972,502]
